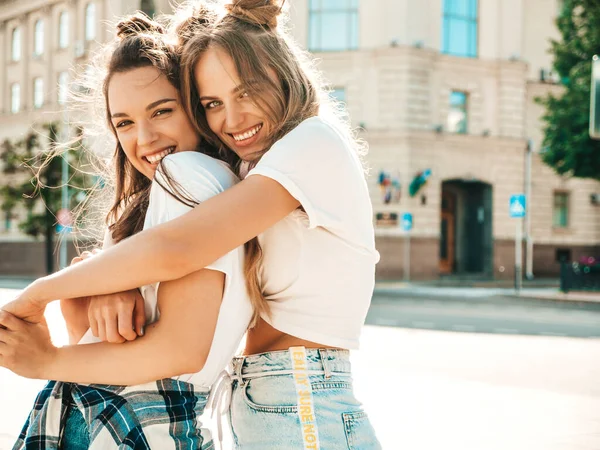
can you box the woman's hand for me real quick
[60,251,97,344]
[88,289,146,343]
[0,310,56,379]
[1,283,48,324]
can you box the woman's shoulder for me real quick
[283,116,344,143]
[159,151,239,189]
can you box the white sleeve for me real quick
[246,117,367,232]
[145,152,240,275]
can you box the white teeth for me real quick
[146,147,174,164]
[232,124,262,142]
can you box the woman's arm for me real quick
[14,176,297,311]
[0,268,224,385]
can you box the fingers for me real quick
[70,256,83,266]
[133,292,146,337]
[88,307,99,338]
[117,305,137,342]
[0,310,25,332]
[70,249,100,267]
[106,312,127,343]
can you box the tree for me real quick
[0,123,93,274]
[537,0,600,180]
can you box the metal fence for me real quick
[560,262,600,292]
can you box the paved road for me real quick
[1,288,599,449]
[368,291,600,338]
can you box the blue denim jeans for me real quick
[61,403,90,450]
[228,348,381,449]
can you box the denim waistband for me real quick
[231,348,352,378]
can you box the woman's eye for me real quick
[115,120,132,128]
[240,91,249,99]
[153,108,173,117]
[205,100,221,110]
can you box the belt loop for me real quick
[232,356,244,380]
[319,349,332,380]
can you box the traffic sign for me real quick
[401,213,413,231]
[509,194,526,218]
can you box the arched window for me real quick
[34,20,44,56]
[11,83,21,113]
[140,0,156,17]
[85,3,96,41]
[58,72,69,105]
[11,27,21,61]
[59,11,69,48]
[34,77,44,109]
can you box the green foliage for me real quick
[537,0,600,180]
[0,122,93,273]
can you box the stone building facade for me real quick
[286,0,600,280]
[0,0,599,278]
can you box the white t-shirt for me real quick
[246,116,379,349]
[79,151,252,389]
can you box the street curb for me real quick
[504,292,600,305]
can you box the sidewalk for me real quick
[0,276,35,290]
[374,281,600,304]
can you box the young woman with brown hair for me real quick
[1,12,256,449]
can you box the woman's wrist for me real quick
[25,277,54,306]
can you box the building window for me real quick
[58,72,68,105]
[4,210,11,232]
[309,0,359,52]
[11,83,21,113]
[33,77,44,109]
[59,11,69,48]
[447,91,468,133]
[85,3,96,41]
[553,192,569,228]
[141,0,156,17]
[11,27,21,61]
[34,19,44,56]
[441,0,478,58]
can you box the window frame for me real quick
[447,90,469,134]
[11,83,21,114]
[308,0,359,52]
[11,26,21,62]
[58,11,69,49]
[58,71,69,105]
[85,2,96,41]
[552,191,570,228]
[34,19,44,56]
[441,0,479,58]
[33,77,44,109]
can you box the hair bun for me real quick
[116,12,165,40]
[225,0,284,29]
[174,4,217,45]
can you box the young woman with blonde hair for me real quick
[2,1,382,448]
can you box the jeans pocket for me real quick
[343,411,381,450]
[241,378,298,414]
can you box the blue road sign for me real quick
[401,213,413,231]
[509,194,526,218]
[57,224,72,233]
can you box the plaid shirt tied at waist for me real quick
[12,378,212,450]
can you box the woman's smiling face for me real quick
[108,66,200,179]
[194,46,273,162]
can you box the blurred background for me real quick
[0,0,599,449]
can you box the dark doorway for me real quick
[440,180,493,276]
